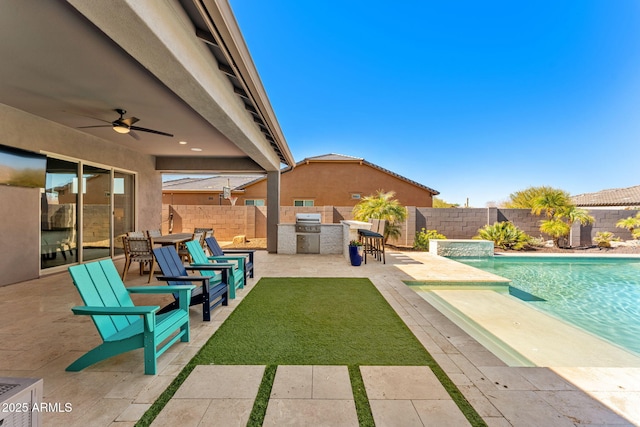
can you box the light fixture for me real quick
[190,148,203,152]
[112,123,130,134]
[179,141,188,145]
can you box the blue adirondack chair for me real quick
[153,246,231,321]
[205,236,255,279]
[186,240,245,299]
[67,259,195,375]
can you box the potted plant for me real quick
[348,240,363,266]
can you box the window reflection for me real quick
[41,158,78,268]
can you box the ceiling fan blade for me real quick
[65,110,112,124]
[121,117,139,127]
[77,124,112,129]
[128,130,141,140]
[130,126,174,137]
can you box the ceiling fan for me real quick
[76,108,173,140]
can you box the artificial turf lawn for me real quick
[199,277,433,365]
[137,277,486,427]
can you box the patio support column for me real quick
[266,170,281,253]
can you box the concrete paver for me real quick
[263,399,359,427]
[361,366,468,427]
[264,365,358,426]
[173,365,265,399]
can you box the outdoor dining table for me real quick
[152,233,193,250]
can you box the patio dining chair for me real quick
[176,232,204,262]
[122,236,155,282]
[146,229,162,239]
[194,227,213,247]
[127,231,145,238]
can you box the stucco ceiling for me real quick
[0,0,290,171]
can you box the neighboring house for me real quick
[162,175,262,205]
[571,185,640,210]
[239,154,439,207]
[163,154,440,207]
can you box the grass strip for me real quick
[349,365,374,427]
[247,365,277,427]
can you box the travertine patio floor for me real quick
[1,250,639,426]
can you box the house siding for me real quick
[240,161,435,207]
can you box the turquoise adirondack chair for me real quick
[185,240,246,299]
[67,259,195,375]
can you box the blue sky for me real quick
[228,0,640,207]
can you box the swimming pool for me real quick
[453,256,640,355]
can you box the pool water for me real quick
[454,256,640,355]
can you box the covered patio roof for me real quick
[0,0,293,173]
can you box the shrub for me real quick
[594,231,620,248]
[527,236,546,247]
[616,211,640,239]
[475,221,530,250]
[413,228,446,251]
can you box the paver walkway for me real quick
[152,365,471,426]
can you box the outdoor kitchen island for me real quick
[277,213,343,254]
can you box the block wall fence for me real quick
[162,204,637,246]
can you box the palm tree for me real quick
[530,189,571,218]
[352,190,407,242]
[530,190,594,248]
[504,186,567,209]
[616,212,640,239]
[540,219,571,248]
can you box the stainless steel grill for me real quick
[294,213,321,233]
[295,213,321,253]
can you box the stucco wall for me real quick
[0,103,161,286]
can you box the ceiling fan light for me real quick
[113,124,130,134]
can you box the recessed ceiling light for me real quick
[179,141,188,145]
[191,148,203,152]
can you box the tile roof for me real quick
[571,185,640,207]
[162,175,262,191]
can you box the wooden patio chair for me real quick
[186,240,245,299]
[153,246,231,321]
[177,232,203,262]
[66,259,194,375]
[194,227,213,247]
[121,236,155,283]
[146,229,162,239]
[205,236,255,279]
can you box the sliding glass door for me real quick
[113,172,135,257]
[41,158,78,269]
[82,165,111,262]
[41,156,135,269]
